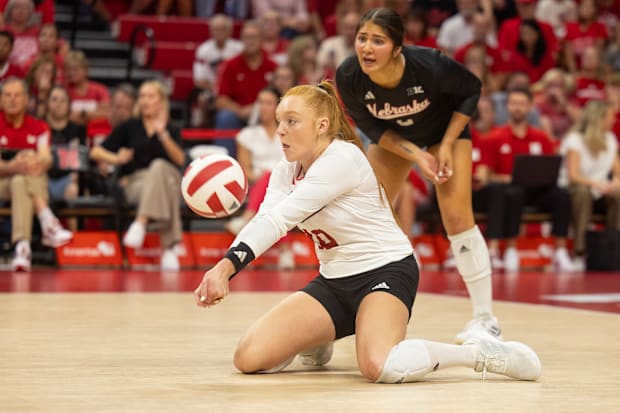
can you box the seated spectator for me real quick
[64,50,110,126]
[559,100,620,271]
[491,70,541,126]
[436,0,496,58]
[259,10,290,65]
[0,30,22,82]
[0,77,73,271]
[129,0,191,16]
[501,18,557,83]
[251,0,311,39]
[24,55,55,118]
[287,35,331,85]
[316,10,358,74]
[403,7,437,49]
[194,0,249,19]
[214,21,277,157]
[498,0,558,57]
[563,0,609,72]
[605,72,620,144]
[535,0,577,38]
[532,68,578,140]
[224,87,294,269]
[306,0,336,40]
[1,0,39,68]
[270,64,296,96]
[22,23,66,85]
[191,13,243,128]
[90,80,186,271]
[0,0,54,25]
[571,45,607,108]
[604,20,620,72]
[45,85,86,204]
[476,87,577,272]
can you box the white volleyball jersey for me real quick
[233,140,414,278]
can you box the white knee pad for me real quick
[448,225,491,283]
[258,355,295,374]
[376,340,433,384]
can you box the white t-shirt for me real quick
[193,39,243,84]
[436,14,497,54]
[233,140,414,278]
[235,125,283,178]
[559,130,618,198]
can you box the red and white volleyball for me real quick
[181,154,248,218]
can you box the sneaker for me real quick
[123,221,146,248]
[490,253,504,270]
[11,240,31,272]
[455,313,502,344]
[277,247,295,271]
[503,247,520,272]
[160,248,180,271]
[41,220,73,248]
[553,248,578,272]
[298,342,334,366]
[464,332,542,381]
[573,256,586,272]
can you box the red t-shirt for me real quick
[0,61,24,81]
[85,117,113,147]
[68,81,110,114]
[0,112,50,155]
[404,36,439,49]
[217,51,277,106]
[501,49,556,83]
[483,125,556,175]
[564,21,609,67]
[2,26,39,68]
[454,43,507,73]
[571,76,606,107]
[471,127,494,176]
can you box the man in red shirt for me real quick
[476,87,576,272]
[214,20,277,157]
[0,77,73,271]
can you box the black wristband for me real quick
[224,242,255,279]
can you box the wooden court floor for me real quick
[1,291,619,413]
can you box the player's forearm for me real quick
[377,130,423,163]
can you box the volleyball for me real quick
[181,154,248,218]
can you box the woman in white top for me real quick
[193,81,541,384]
[560,100,620,267]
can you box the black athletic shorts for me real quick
[301,254,419,339]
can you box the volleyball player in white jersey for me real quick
[193,82,541,383]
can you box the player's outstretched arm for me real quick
[194,258,235,308]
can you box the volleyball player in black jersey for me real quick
[336,7,500,343]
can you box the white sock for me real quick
[448,225,494,317]
[37,207,56,229]
[418,339,477,370]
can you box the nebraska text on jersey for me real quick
[366,99,430,120]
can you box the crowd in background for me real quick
[0,0,619,272]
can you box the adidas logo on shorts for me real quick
[371,281,390,290]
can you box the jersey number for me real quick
[302,229,338,250]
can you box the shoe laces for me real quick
[475,343,506,381]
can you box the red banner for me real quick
[55,231,123,266]
[125,232,196,268]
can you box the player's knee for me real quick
[233,336,259,373]
[357,352,386,382]
[441,211,473,235]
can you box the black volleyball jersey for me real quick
[336,46,481,148]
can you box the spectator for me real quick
[317,10,358,74]
[498,0,558,57]
[129,0,192,16]
[597,0,620,36]
[436,0,496,57]
[604,19,620,72]
[90,80,186,271]
[491,70,541,126]
[251,0,311,38]
[64,50,110,126]
[45,85,86,211]
[532,68,578,140]
[22,23,66,85]
[0,77,73,271]
[270,64,296,96]
[321,0,367,39]
[1,0,39,68]
[214,21,277,157]
[259,10,290,65]
[0,0,54,25]
[224,87,294,269]
[477,87,577,272]
[306,0,336,40]
[559,100,620,271]
[571,45,607,108]
[605,72,620,143]
[0,30,22,82]
[286,35,331,85]
[501,18,557,83]
[563,0,609,72]
[403,7,438,49]
[413,0,458,30]
[24,55,55,118]
[535,0,577,38]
